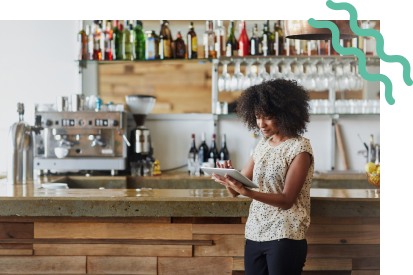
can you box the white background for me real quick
[1,0,410,272]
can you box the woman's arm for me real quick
[214,152,311,210]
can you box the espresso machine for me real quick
[125,95,156,166]
[33,98,130,175]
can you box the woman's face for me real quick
[256,114,279,137]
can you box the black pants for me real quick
[244,238,307,275]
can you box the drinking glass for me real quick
[242,59,257,90]
[301,59,316,90]
[231,59,244,92]
[315,60,328,91]
[353,63,364,90]
[218,60,231,92]
[255,59,271,85]
[269,58,282,80]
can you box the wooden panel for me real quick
[34,223,192,240]
[307,224,379,244]
[233,257,244,271]
[193,224,245,235]
[232,272,352,275]
[172,217,242,224]
[0,216,171,223]
[0,249,33,255]
[0,222,34,239]
[307,245,380,258]
[87,256,157,274]
[158,257,232,275]
[311,217,363,225]
[241,217,248,224]
[0,238,212,245]
[351,271,380,275]
[34,244,192,256]
[352,258,380,270]
[0,256,86,273]
[362,218,380,225]
[194,235,244,257]
[232,257,352,271]
[0,243,33,249]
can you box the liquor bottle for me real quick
[266,20,275,55]
[145,31,156,60]
[188,134,198,174]
[112,20,122,60]
[203,20,216,58]
[215,20,226,58]
[261,23,273,56]
[91,21,101,60]
[174,31,186,59]
[273,20,284,56]
[226,20,238,57]
[77,24,88,60]
[238,20,249,56]
[209,134,219,167]
[86,25,94,60]
[99,20,106,60]
[118,23,125,59]
[132,20,145,60]
[104,20,112,60]
[159,20,172,59]
[123,22,133,60]
[250,24,261,56]
[198,132,209,173]
[186,22,197,59]
[219,134,230,161]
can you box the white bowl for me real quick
[54,147,70,158]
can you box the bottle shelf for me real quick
[76,58,213,66]
[215,113,380,116]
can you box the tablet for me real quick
[201,167,259,188]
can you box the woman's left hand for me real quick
[212,173,246,196]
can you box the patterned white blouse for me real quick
[245,135,314,242]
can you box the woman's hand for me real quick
[212,160,246,197]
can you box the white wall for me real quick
[0,20,80,173]
[145,114,380,173]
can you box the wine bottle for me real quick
[198,132,209,173]
[186,22,197,59]
[219,134,230,161]
[174,31,186,59]
[250,24,261,56]
[123,21,133,60]
[203,20,216,58]
[261,23,273,56]
[226,20,238,57]
[104,20,112,60]
[188,134,198,174]
[99,20,106,60]
[77,24,88,60]
[209,134,219,167]
[118,23,125,59]
[132,20,146,60]
[92,21,101,60]
[112,20,122,60]
[238,20,249,56]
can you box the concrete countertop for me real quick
[0,173,379,218]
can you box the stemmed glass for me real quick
[351,61,364,90]
[255,59,271,85]
[314,60,329,91]
[231,59,244,92]
[269,58,282,80]
[218,60,231,92]
[279,59,295,80]
[242,59,257,90]
[294,59,306,87]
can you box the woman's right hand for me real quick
[216,160,240,197]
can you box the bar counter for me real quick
[0,175,380,274]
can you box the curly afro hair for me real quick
[236,78,310,137]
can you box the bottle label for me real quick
[163,40,171,58]
[146,37,155,60]
[226,44,232,57]
[192,37,197,52]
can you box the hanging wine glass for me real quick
[218,60,232,92]
[279,58,295,80]
[242,59,257,90]
[230,59,245,92]
[294,59,306,87]
[314,60,328,91]
[255,59,271,85]
[269,58,282,80]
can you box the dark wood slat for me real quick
[172,217,242,224]
[232,272,352,275]
[0,238,213,245]
[0,243,33,249]
[308,245,380,258]
[352,258,380,270]
[0,222,33,239]
[0,216,171,223]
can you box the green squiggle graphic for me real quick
[327,0,413,87]
[308,19,395,105]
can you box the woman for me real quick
[212,79,314,275]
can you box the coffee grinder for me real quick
[125,95,156,172]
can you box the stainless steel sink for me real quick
[52,176,127,189]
